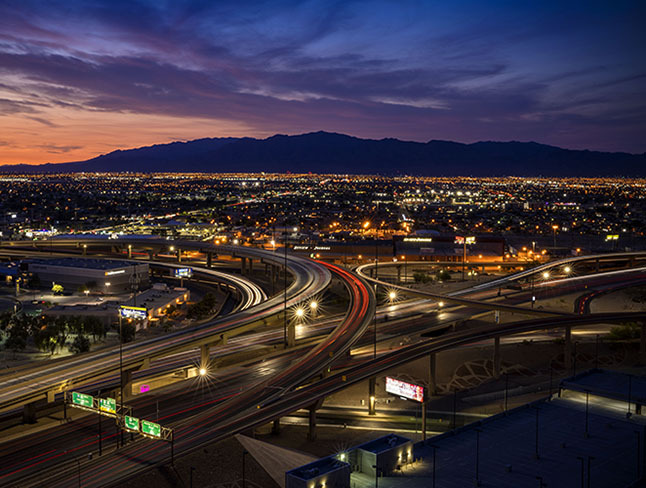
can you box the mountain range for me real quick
[2,132,644,176]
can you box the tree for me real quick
[69,335,91,354]
[120,322,136,343]
[27,274,41,289]
[52,283,64,295]
[435,269,451,282]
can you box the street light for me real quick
[564,266,571,274]
[388,290,397,302]
[552,224,559,248]
[542,271,550,280]
[199,367,207,376]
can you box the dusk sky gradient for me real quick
[1,0,645,165]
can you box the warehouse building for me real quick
[26,257,149,294]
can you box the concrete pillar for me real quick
[397,266,402,283]
[368,377,376,415]
[176,249,182,263]
[148,251,154,261]
[429,353,437,396]
[564,326,572,371]
[493,336,501,379]
[595,259,600,273]
[206,252,212,268]
[308,408,317,441]
[200,344,209,368]
[640,322,646,365]
[82,245,87,256]
[248,258,253,273]
[240,257,246,274]
[287,323,296,347]
[121,369,133,400]
[422,401,427,441]
[23,402,37,424]
[219,334,228,346]
[127,245,132,259]
[272,418,281,435]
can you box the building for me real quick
[121,283,189,325]
[287,370,646,488]
[26,257,149,294]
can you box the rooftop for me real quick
[561,368,646,404]
[287,456,349,481]
[27,257,141,270]
[356,434,411,454]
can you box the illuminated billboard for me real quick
[120,305,148,320]
[385,377,425,403]
[174,267,193,278]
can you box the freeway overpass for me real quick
[0,237,332,417]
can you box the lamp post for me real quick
[552,224,559,248]
[283,225,288,348]
[242,450,248,488]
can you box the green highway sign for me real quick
[141,420,161,438]
[72,392,93,408]
[99,397,116,414]
[124,415,140,432]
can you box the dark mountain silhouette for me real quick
[2,131,644,176]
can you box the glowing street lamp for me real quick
[295,307,305,319]
[564,266,571,274]
[542,271,550,279]
[199,367,207,376]
[388,290,397,301]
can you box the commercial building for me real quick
[26,257,149,294]
[121,283,189,323]
[287,370,646,488]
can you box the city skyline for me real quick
[1,0,645,165]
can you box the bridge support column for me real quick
[595,259,600,273]
[176,249,182,263]
[640,322,646,365]
[493,337,501,379]
[428,353,437,396]
[308,407,317,441]
[240,257,246,275]
[148,251,154,261]
[127,245,132,259]
[82,244,87,256]
[200,344,210,368]
[121,369,133,400]
[206,252,212,268]
[22,402,37,424]
[422,400,427,441]
[272,418,281,435]
[248,258,253,273]
[396,266,402,283]
[564,326,572,371]
[368,377,376,415]
[287,323,296,347]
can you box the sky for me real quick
[0,0,645,165]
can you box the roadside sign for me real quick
[141,420,162,438]
[385,377,425,403]
[72,392,93,408]
[174,267,193,278]
[120,305,148,320]
[99,397,116,414]
[124,415,140,432]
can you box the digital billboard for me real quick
[174,267,193,278]
[385,377,425,403]
[120,305,148,320]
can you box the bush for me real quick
[608,322,641,340]
[413,272,431,284]
[69,335,91,354]
[435,269,451,282]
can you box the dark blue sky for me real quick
[1,0,644,164]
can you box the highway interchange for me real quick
[0,238,645,486]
